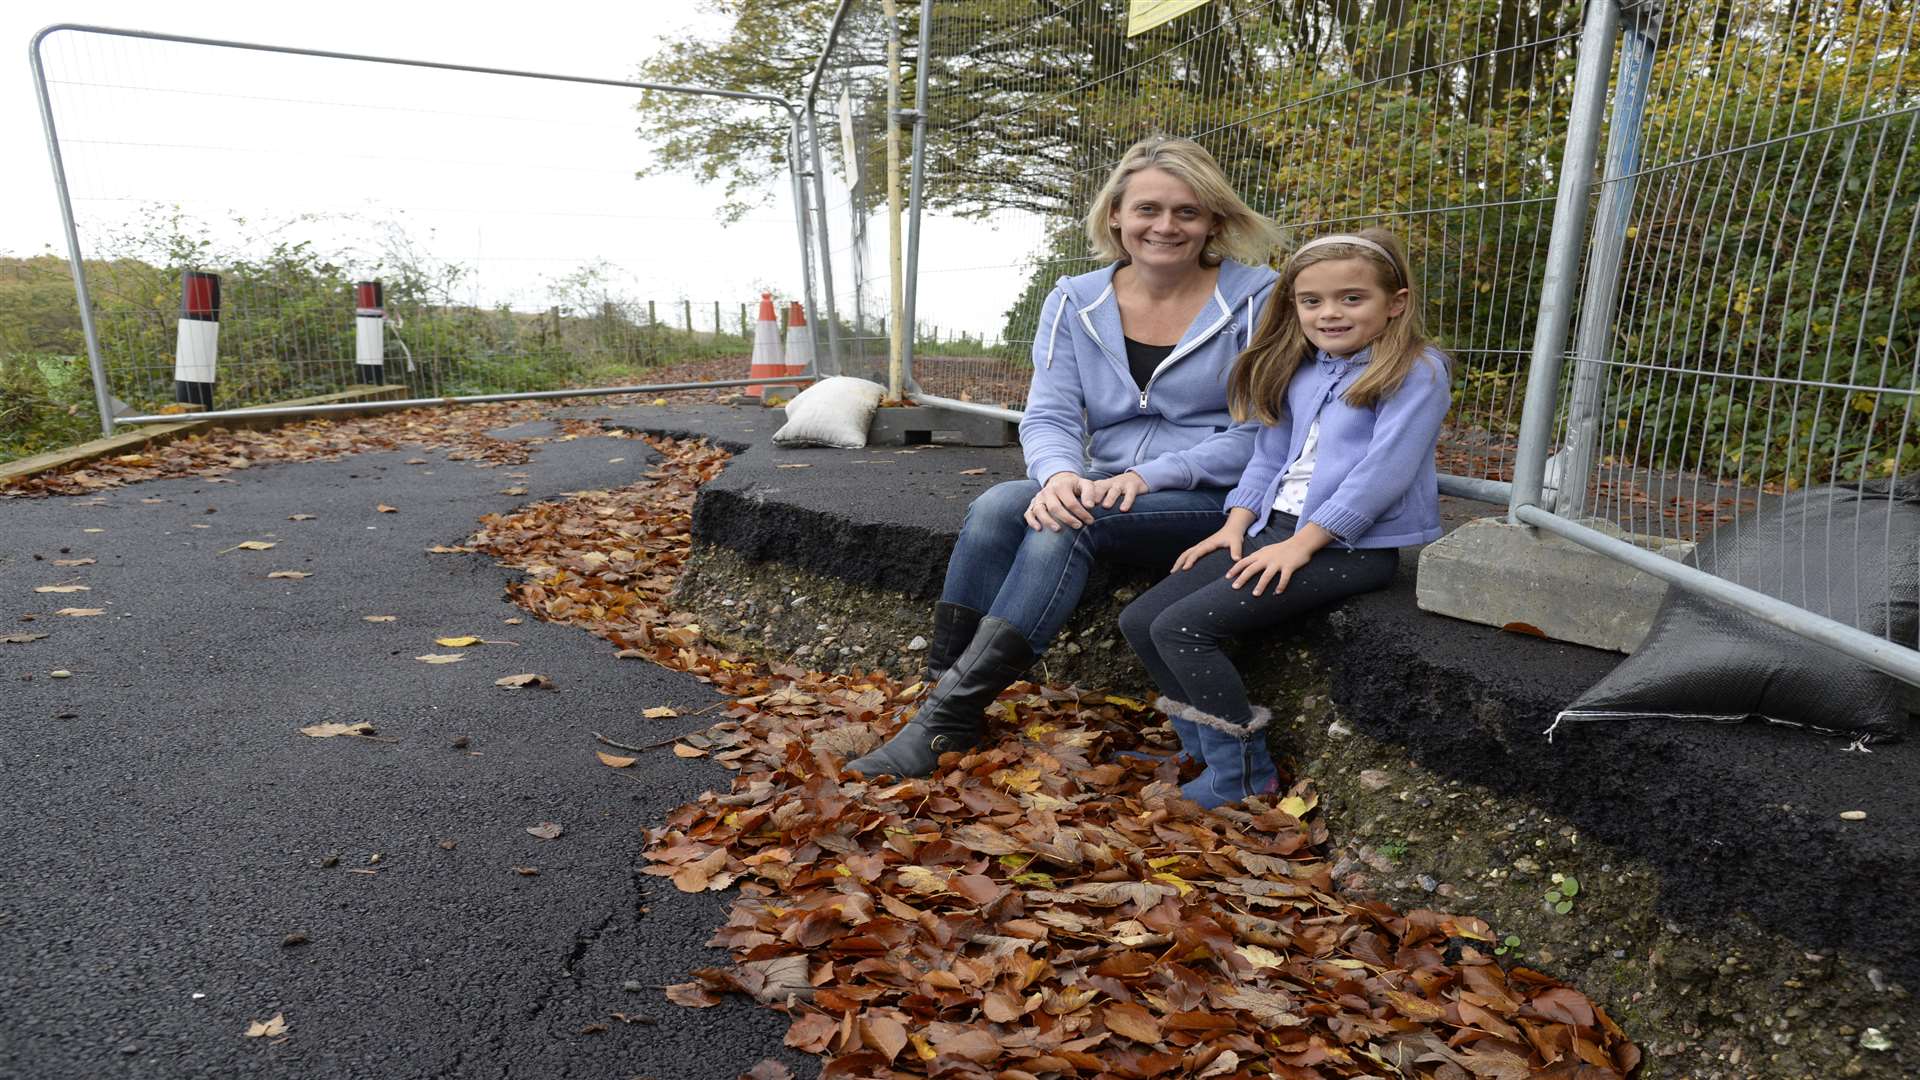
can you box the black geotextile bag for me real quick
[1553,476,1919,745]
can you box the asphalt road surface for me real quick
[0,421,813,1080]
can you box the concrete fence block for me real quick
[1416,515,1694,653]
[868,405,1016,448]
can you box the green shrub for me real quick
[0,353,100,461]
[0,224,757,463]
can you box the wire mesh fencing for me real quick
[1562,1,1917,536]
[889,0,1586,493]
[1533,0,1919,642]
[818,0,1920,672]
[29,25,816,429]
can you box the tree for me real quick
[633,0,840,222]
[638,1,1582,219]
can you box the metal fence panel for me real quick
[888,0,1589,492]
[824,0,1920,678]
[29,25,817,430]
[1544,0,1919,639]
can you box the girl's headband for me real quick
[1290,233,1397,267]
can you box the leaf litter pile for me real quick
[1,401,557,498]
[0,353,760,501]
[467,434,1640,1080]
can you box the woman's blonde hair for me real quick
[1084,136,1277,268]
[1228,228,1436,423]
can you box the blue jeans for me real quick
[941,478,1234,652]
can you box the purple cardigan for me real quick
[1224,345,1451,547]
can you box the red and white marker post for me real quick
[354,281,385,384]
[173,270,220,408]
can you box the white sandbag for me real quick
[772,376,886,449]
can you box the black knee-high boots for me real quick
[845,615,1033,779]
[924,601,983,684]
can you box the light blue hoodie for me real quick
[1019,258,1279,492]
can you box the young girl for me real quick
[1117,229,1451,808]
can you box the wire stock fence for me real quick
[26,25,824,431]
[809,0,1920,683]
[29,256,796,403]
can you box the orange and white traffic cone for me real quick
[744,292,790,400]
[783,301,815,383]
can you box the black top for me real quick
[1124,336,1176,391]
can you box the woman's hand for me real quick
[1227,523,1337,596]
[1088,470,1151,512]
[1025,471,1099,532]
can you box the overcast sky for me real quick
[5,1,1029,339]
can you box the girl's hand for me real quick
[1025,471,1099,531]
[1228,534,1319,596]
[1089,470,1151,512]
[1173,525,1243,572]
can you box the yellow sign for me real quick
[1127,0,1210,36]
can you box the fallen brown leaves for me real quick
[0,402,550,499]
[243,1012,289,1038]
[466,434,723,665]
[468,433,1641,1080]
[644,685,1638,1079]
[4,353,756,501]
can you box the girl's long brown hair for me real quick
[1228,228,1434,424]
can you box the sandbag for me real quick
[772,376,885,449]
[1554,476,1919,744]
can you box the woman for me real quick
[847,135,1280,779]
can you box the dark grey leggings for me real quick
[1118,513,1399,723]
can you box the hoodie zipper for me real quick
[1137,304,1235,410]
[1137,329,1232,411]
[1131,316,1238,464]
